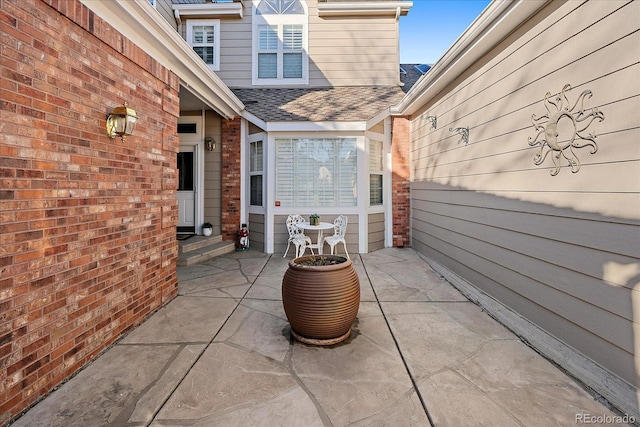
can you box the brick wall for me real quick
[221,117,241,241]
[391,116,411,247]
[0,0,180,423]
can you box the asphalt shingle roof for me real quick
[400,64,430,93]
[232,87,405,122]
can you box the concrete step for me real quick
[178,234,222,254]
[177,239,236,266]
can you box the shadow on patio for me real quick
[13,249,626,426]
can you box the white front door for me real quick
[177,146,196,231]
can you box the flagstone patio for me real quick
[12,248,628,426]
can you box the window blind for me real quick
[276,138,357,207]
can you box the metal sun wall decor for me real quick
[528,84,605,176]
[450,126,469,145]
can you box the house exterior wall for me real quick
[204,111,223,236]
[368,213,385,252]
[154,0,177,29]
[209,0,402,88]
[307,9,400,87]
[221,117,242,241]
[408,0,640,409]
[391,116,410,247]
[248,213,265,252]
[0,0,180,421]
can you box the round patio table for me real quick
[297,221,334,255]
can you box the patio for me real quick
[12,248,627,426]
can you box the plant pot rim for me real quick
[289,255,350,271]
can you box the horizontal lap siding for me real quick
[218,18,252,87]
[410,0,640,387]
[308,9,399,87]
[204,112,222,236]
[368,212,385,252]
[216,2,400,88]
[248,213,265,252]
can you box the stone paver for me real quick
[11,248,628,427]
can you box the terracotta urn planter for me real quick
[282,255,360,345]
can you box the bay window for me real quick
[276,138,357,207]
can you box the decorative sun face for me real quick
[528,84,605,176]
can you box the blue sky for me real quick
[400,0,492,64]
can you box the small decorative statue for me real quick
[236,223,249,251]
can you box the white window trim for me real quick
[186,19,221,72]
[251,3,309,86]
[368,139,384,207]
[248,136,265,208]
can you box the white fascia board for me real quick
[263,121,367,132]
[80,0,244,119]
[364,130,384,141]
[391,0,550,117]
[366,108,391,129]
[318,2,413,17]
[172,3,243,18]
[242,110,267,131]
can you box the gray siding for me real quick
[368,212,385,252]
[248,213,265,252]
[409,0,639,392]
[217,10,253,88]
[203,111,222,235]
[275,213,358,257]
[307,13,400,87]
[154,0,178,30]
[212,1,401,88]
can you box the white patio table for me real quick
[297,221,334,255]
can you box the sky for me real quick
[400,0,492,64]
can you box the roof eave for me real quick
[318,1,413,17]
[80,0,244,119]
[172,2,244,19]
[391,0,551,117]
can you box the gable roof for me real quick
[232,87,405,122]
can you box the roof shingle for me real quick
[232,87,405,122]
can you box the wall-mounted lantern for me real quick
[450,126,469,145]
[106,102,138,141]
[205,136,216,151]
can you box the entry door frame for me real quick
[178,115,205,234]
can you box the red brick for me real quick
[0,0,180,421]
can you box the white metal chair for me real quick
[284,214,314,258]
[323,215,349,258]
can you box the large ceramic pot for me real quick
[282,255,360,345]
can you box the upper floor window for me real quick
[187,20,220,71]
[253,0,308,85]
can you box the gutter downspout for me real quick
[395,6,404,87]
[174,9,182,35]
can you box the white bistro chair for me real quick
[284,214,314,258]
[323,215,349,258]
